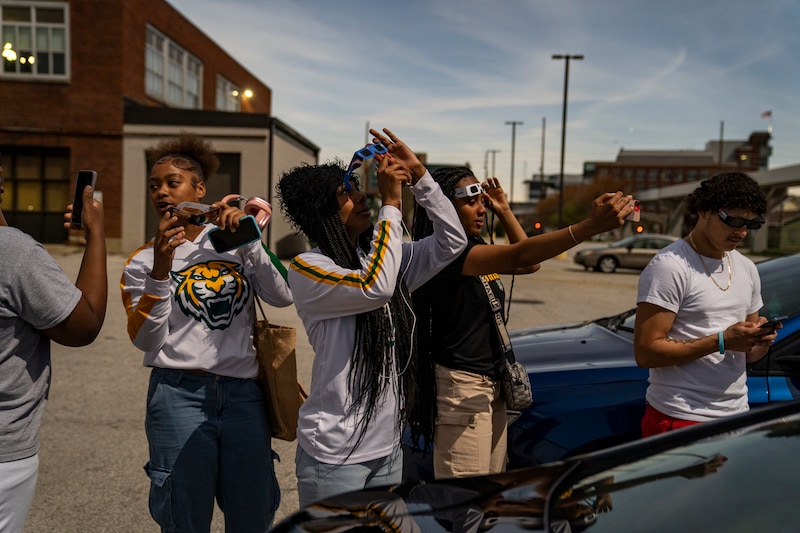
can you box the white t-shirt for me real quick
[637,239,762,421]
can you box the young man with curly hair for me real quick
[634,172,777,437]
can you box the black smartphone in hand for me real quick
[208,215,262,253]
[71,170,97,229]
[759,315,788,332]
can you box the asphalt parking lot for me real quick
[26,243,642,532]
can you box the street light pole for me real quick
[539,116,546,200]
[487,149,500,179]
[505,121,523,204]
[552,53,583,229]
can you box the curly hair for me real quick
[687,172,766,215]
[146,132,219,185]
[277,161,419,456]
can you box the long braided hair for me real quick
[277,162,418,453]
[408,166,476,451]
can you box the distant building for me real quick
[583,131,771,193]
[0,0,317,255]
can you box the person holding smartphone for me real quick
[634,172,777,437]
[0,164,107,532]
[410,167,633,479]
[120,133,293,532]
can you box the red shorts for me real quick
[641,404,701,438]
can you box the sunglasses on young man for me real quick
[343,142,388,191]
[718,209,765,230]
[171,202,221,225]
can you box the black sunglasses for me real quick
[717,209,764,230]
[343,142,388,191]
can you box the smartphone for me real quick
[759,315,788,331]
[208,215,262,253]
[625,200,641,222]
[70,170,97,229]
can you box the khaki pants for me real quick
[433,364,507,479]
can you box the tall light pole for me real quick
[487,149,500,179]
[539,116,546,200]
[552,54,583,229]
[505,121,523,204]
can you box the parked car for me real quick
[273,399,800,533]
[403,252,800,480]
[573,233,679,272]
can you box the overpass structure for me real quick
[636,164,800,252]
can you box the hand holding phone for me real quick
[71,170,97,229]
[208,215,262,253]
[759,315,788,332]
[625,200,640,222]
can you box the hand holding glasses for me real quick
[171,202,221,226]
[343,142,388,191]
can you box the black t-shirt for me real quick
[423,239,506,378]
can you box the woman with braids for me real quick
[121,133,293,532]
[276,128,466,506]
[412,166,633,479]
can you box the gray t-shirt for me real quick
[0,227,81,462]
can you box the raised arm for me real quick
[462,191,633,276]
[44,186,108,346]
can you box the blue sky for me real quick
[168,0,799,201]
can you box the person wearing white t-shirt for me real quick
[634,172,777,437]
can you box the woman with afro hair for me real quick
[121,132,293,532]
[277,128,466,506]
[411,166,633,479]
[635,171,777,437]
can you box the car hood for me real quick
[510,313,637,373]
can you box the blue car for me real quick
[404,252,800,479]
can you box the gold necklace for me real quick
[686,233,731,291]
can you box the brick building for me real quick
[0,0,317,254]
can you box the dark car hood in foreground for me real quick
[273,400,800,533]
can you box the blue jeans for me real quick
[144,368,280,533]
[295,445,402,508]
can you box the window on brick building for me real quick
[1,2,68,79]
[1,147,70,242]
[216,75,241,112]
[145,25,203,109]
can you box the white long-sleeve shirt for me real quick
[121,228,293,378]
[290,172,466,464]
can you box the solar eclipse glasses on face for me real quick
[171,202,221,225]
[717,209,764,230]
[453,182,484,198]
[343,142,388,191]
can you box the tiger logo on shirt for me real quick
[171,260,250,330]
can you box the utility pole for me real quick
[487,149,500,179]
[505,121,523,204]
[539,117,546,201]
[552,54,583,229]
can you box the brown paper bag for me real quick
[254,299,307,441]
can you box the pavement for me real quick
[24,242,643,532]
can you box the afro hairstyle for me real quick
[146,132,219,185]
